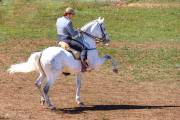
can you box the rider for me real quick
[56,7,87,72]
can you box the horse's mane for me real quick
[81,20,97,32]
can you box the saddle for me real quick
[58,41,88,72]
[58,41,81,60]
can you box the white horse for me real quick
[8,17,118,109]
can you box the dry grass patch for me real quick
[127,3,180,8]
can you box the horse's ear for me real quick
[98,17,101,21]
[101,17,104,23]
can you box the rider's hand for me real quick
[77,28,82,33]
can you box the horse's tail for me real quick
[7,52,42,74]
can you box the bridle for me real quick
[70,21,108,51]
[80,21,107,43]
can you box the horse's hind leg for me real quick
[43,69,60,110]
[35,73,46,88]
[35,73,46,105]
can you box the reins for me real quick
[80,30,104,42]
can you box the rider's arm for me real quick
[66,22,80,39]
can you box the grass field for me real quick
[0,0,179,42]
[1,0,179,80]
[0,0,180,120]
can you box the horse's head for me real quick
[81,17,110,45]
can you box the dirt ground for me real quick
[0,39,180,120]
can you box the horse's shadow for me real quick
[54,104,180,114]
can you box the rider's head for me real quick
[64,7,75,19]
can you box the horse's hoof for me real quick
[40,100,45,105]
[78,102,85,107]
[35,82,41,88]
[50,106,56,111]
[40,98,45,105]
[113,69,118,73]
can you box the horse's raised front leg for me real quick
[104,55,118,73]
[75,73,84,107]
[92,54,118,73]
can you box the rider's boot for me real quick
[81,61,87,72]
[80,50,87,72]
